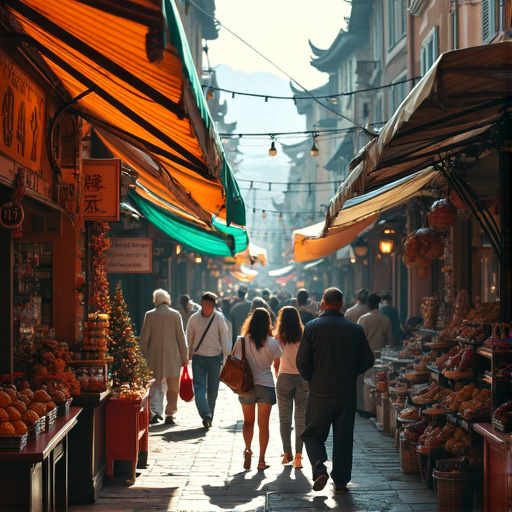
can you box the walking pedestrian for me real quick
[344,288,369,323]
[140,289,188,425]
[187,291,231,429]
[357,292,394,356]
[229,286,251,345]
[232,307,282,471]
[273,306,308,469]
[296,287,374,493]
[178,294,200,330]
[379,292,405,347]
[296,288,316,325]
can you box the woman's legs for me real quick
[256,403,272,468]
[276,375,294,459]
[241,403,255,469]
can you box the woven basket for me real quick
[417,446,444,488]
[45,407,58,431]
[0,433,28,452]
[56,398,73,417]
[399,435,420,474]
[433,468,475,512]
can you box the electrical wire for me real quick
[188,0,376,136]
[201,76,422,102]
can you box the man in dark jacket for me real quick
[296,287,374,494]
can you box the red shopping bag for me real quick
[179,365,194,402]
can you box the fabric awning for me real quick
[234,243,268,267]
[229,264,259,283]
[268,264,295,277]
[328,42,511,222]
[293,42,511,262]
[293,168,442,261]
[129,191,248,258]
[5,0,246,227]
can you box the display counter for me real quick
[68,391,110,503]
[473,422,512,512]
[0,407,81,512]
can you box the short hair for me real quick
[367,292,381,310]
[357,289,369,303]
[153,289,171,306]
[322,287,343,307]
[381,292,392,302]
[237,286,248,299]
[296,288,309,306]
[179,294,190,307]
[201,291,218,304]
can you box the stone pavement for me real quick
[69,384,464,512]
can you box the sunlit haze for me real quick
[207,0,352,91]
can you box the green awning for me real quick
[130,191,249,258]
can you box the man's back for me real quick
[229,299,251,343]
[358,309,393,354]
[297,310,374,396]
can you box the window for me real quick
[389,72,408,114]
[420,26,439,75]
[387,0,406,50]
[482,0,498,43]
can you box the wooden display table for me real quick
[105,389,150,484]
[0,407,81,512]
[473,422,512,512]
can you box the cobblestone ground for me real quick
[69,384,480,512]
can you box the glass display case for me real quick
[13,242,53,346]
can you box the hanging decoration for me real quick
[90,221,111,314]
[427,197,458,232]
[402,228,445,279]
[0,169,26,237]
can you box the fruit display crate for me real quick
[56,398,73,417]
[45,407,58,431]
[0,433,28,452]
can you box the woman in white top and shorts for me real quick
[233,307,282,471]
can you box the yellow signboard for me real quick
[83,159,120,221]
[0,50,45,173]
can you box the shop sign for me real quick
[83,159,120,221]
[0,50,45,174]
[0,201,24,229]
[106,238,152,273]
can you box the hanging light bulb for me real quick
[262,210,267,219]
[268,139,277,157]
[310,139,319,157]
[206,86,215,100]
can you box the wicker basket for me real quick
[417,446,444,488]
[433,467,475,512]
[399,434,420,474]
[27,417,45,440]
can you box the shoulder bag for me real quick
[193,313,216,353]
[220,336,254,395]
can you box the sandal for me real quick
[243,449,252,470]
[257,460,270,471]
[293,453,303,469]
[281,452,293,465]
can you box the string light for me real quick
[268,137,277,157]
[310,133,319,157]
[200,76,422,103]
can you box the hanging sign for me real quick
[0,50,45,174]
[106,238,152,273]
[0,201,24,229]
[83,159,120,221]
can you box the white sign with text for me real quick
[106,238,152,273]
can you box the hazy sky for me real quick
[207,0,351,91]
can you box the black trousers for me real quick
[301,393,357,486]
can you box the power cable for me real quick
[188,0,376,136]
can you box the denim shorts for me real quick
[238,384,276,405]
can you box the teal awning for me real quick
[130,191,249,258]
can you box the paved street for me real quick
[69,384,462,512]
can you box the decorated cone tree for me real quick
[108,282,152,394]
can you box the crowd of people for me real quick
[139,284,409,494]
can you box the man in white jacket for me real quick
[187,292,231,429]
[140,289,189,425]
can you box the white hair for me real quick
[153,289,171,306]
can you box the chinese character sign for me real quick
[83,159,120,221]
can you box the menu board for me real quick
[106,238,152,273]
